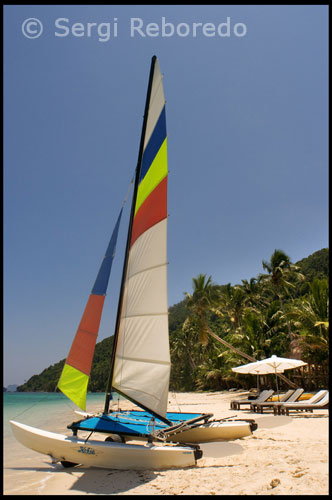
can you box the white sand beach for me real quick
[4,391,328,495]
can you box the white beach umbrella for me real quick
[232,362,276,392]
[232,355,307,400]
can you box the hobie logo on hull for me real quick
[77,446,96,455]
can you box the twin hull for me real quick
[165,420,254,443]
[117,421,255,444]
[9,420,199,470]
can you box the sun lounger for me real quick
[250,389,294,412]
[230,389,274,410]
[279,390,329,415]
[251,388,304,414]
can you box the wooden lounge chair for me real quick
[252,388,304,414]
[230,389,274,410]
[250,389,294,411]
[279,390,329,415]
[250,389,294,413]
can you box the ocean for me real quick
[3,391,122,494]
[3,391,111,436]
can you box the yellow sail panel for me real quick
[134,138,168,216]
[58,364,89,411]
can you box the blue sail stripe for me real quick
[91,208,123,296]
[139,106,166,183]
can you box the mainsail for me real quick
[57,209,123,410]
[107,56,170,420]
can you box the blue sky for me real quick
[4,5,328,386]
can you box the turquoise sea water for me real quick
[3,391,122,438]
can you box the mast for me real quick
[104,56,158,415]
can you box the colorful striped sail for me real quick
[111,57,170,419]
[57,209,123,410]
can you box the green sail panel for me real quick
[58,364,89,410]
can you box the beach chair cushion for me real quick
[280,391,329,415]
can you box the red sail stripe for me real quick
[66,294,105,375]
[130,176,167,247]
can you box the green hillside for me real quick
[296,248,329,281]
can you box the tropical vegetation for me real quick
[17,248,329,393]
[169,248,329,392]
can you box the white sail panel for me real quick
[121,265,167,317]
[143,60,165,150]
[113,314,170,416]
[127,219,167,279]
[114,315,170,364]
[113,362,170,417]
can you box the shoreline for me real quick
[4,390,329,495]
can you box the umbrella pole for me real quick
[257,374,259,392]
[275,370,279,401]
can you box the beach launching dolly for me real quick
[10,56,257,470]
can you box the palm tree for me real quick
[284,278,329,387]
[260,249,302,308]
[285,278,329,363]
[226,309,268,360]
[237,278,270,313]
[169,327,198,391]
[183,273,298,388]
[259,249,304,354]
[183,274,219,346]
[183,275,254,360]
[218,283,246,332]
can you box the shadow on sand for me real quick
[7,463,160,494]
[7,459,240,494]
[68,467,159,494]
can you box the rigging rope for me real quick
[122,174,134,208]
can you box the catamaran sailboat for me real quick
[10,56,256,470]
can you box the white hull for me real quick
[10,420,198,470]
[166,420,253,443]
[115,420,253,444]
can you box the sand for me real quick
[4,391,329,495]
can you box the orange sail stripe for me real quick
[130,176,167,247]
[66,294,105,375]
